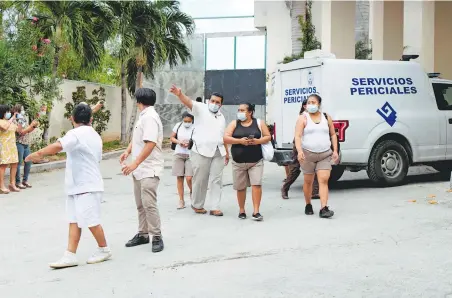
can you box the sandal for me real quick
[209,210,224,217]
[9,185,20,192]
[16,184,27,190]
[0,188,10,194]
[191,205,207,214]
[177,200,186,210]
[22,182,32,188]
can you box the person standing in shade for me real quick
[294,94,338,218]
[169,85,229,216]
[26,103,111,269]
[170,111,194,209]
[281,99,319,200]
[120,88,164,252]
[224,103,271,221]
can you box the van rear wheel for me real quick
[367,140,409,186]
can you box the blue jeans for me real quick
[16,143,31,184]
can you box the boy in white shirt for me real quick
[26,103,111,269]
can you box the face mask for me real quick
[5,112,11,120]
[306,104,319,114]
[20,110,25,116]
[183,122,192,128]
[208,103,220,113]
[237,112,247,121]
[38,111,46,116]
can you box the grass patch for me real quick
[103,140,126,152]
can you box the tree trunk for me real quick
[120,63,128,144]
[42,49,60,143]
[125,66,143,143]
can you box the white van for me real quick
[269,51,452,186]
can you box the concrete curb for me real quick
[5,150,124,177]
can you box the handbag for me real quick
[257,118,274,161]
[171,122,183,150]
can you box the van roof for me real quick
[277,58,452,84]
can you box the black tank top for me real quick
[231,118,263,163]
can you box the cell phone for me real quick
[248,134,254,139]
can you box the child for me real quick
[26,103,111,269]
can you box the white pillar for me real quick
[320,0,356,58]
[420,1,452,79]
[371,1,404,61]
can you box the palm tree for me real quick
[108,0,194,144]
[31,1,115,141]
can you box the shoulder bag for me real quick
[257,118,274,161]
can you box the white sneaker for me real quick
[86,247,112,264]
[49,251,78,269]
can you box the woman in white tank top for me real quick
[294,94,339,219]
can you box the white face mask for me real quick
[237,112,247,121]
[208,103,220,113]
[183,122,192,128]
[306,104,319,114]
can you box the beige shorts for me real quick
[300,149,332,174]
[232,159,264,190]
[172,154,193,177]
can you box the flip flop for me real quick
[0,188,10,194]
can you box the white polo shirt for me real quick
[58,126,104,196]
[190,101,226,158]
[131,106,164,180]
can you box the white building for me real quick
[255,0,452,80]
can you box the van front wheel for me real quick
[367,140,409,186]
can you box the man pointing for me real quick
[170,85,229,216]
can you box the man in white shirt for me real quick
[170,85,229,216]
[26,103,111,269]
[120,88,164,252]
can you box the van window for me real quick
[433,83,452,110]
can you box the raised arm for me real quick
[169,85,193,110]
[25,142,63,163]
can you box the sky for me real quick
[179,0,265,70]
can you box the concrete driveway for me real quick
[1,153,452,298]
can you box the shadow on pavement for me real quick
[331,172,448,190]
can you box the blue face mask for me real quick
[306,104,319,114]
[5,112,11,120]
[237,112,247,121]
[208,103,220,113]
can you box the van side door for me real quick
[432,83,452,159]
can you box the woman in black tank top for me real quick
[224,103,271,221]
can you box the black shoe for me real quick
[305,204,314,215]
[319,206,334,218]
[152,236,164,253]
[252,213,263,221]
[238,213,247,219]
[125,233,150,247]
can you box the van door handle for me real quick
[449,118,452,124]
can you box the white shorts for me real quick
[66,192,102,228]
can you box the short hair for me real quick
[12,104,22,113]
[135,88,156,106]
[72,103,92,125]
[211,92,224,104]
[181,111,194,121]
[195,97,202,102]
[0,105,10,119]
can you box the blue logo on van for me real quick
[377,102,397,127]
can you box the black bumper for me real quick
[271,149,295,166]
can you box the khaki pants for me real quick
[190,148,224,210]
[133,177,161,236]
